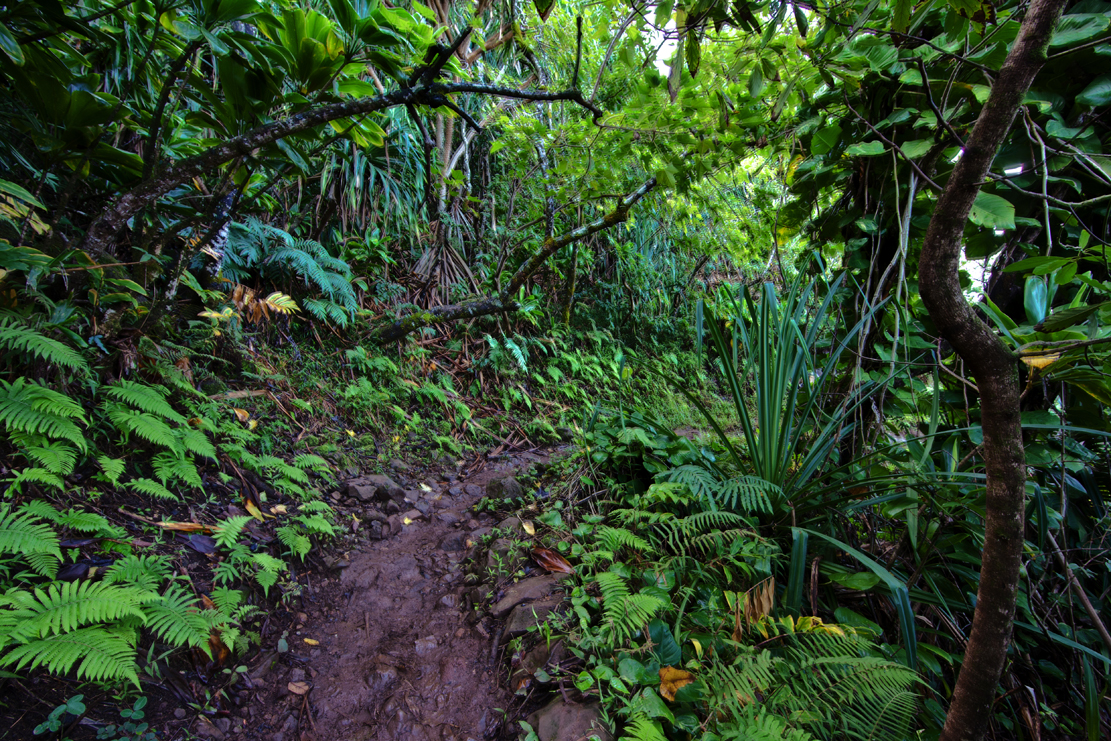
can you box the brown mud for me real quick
[245,449,556,741]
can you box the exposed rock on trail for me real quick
[265,451,556,741]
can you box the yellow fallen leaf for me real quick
[402,517,413,525]
[303,638,319,646]
[233,408,250,423]
[244,500,264,522]
[419,483,432,492]
[346,429,355,437]
[659,666,694,701]
[522,520,536,536]
[287,681,310,695]
[270,505,288,515]
[248,419,258,430]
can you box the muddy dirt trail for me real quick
[249,450,555,741]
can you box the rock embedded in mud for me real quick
[193,716,226,740]
[485,537,525,572]
[490,574,563,618]
[496,516,526,536]
[485,475,524,501]
[368,520,385,540]
[389,458,410,472]
[440,532,467,552]
[414,636,438,655]
[464,484,483,497]
[402,508,426,522]
[527,698,612,741]
[503,595,563,640]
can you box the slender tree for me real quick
[917,0,1069,739]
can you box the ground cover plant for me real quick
[0,0,1109,738]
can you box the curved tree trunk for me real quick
[917,1,1068,740]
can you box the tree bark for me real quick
[916,1,1068,740]
[77,83,604,259]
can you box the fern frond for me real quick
[105,381,185,424]
[292,453,330,473]
[1,626,140,687]
[595,572,665,645]
[143,585,212,655]
[624,716,666,741]
[97,456,125,485]
[595,526,655,555]
[106,403,179,451]
[214,516,253,549]
[0,318,90,375]
[0,582,148,639]
[209,587,244,613]
[103,555,172,592]
[0,505,62,567]
[276,526,311,561]
[152,451,203,490]
[19,439,78,475]
[0,378,87,450]
[177,427,217,459]
[128,478,179,500]
[7,466,64,492]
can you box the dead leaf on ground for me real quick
[287,681,310,695]
[233,408,250,423]
[659,666,694,701]
[531,546,574,574]
[270,505,288,515]
[178,533,217,554]
[208,631,231,666]
[244,500,265,521]
[303,638,319,646]
[158,521,214,533]
[522,520,536,536]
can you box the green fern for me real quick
[276,526,311,561]
[128,478,179,500]
[703,629,920,741]
[103,555,172,592]
[152,451,203,490]
[0,317,90,375]
[6,467,64,492]
[214,516,253,549]
[104,381,185,424]
[0,505,62,577]
[97,456,125,485]
[0,581,148,640]
[142,585,213,656]
[178,426,217,459]
[624,716,666,741]
[0,378,88,451]
[595,572,666,645]
[16,438,79,476]
[660,465,778,514]
[0,626,140,687]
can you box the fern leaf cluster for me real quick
[595,572,666,645]
[0,317,89,375]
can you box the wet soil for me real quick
[248,450,555,741]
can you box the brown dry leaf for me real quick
[287,681,310,695]
[522,520,536,536]
[743,577,776,625]
[233,408,250,423]
[531,547,574,574]
[303,638,319,646]
[159,521,213,533]
[201,593,216,610]
[270,505,288,515]
[659,666,693,701]
[208,630,230,666]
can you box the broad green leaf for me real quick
[831,571,881,590]
[748,65,765,97]
[845,141,886,157]
[1025,276,1048,325]
[900,139,932,158]
[685,29,701,77]
[892,0,913,33]
[1036,302,1104,332]
[1077,74,1111,107]
[969,192,1015,230]
[810,125,841,156]
[1049,14,1110,49]
[0,21,23,66]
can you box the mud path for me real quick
[257,450,553,741]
